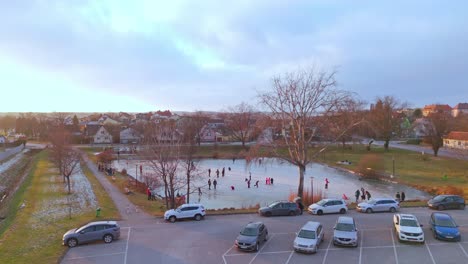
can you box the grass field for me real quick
[0,150,120,263]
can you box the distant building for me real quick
[443,131,468,150]
[452,103,468,117]
[120,128,141,144]
[422,104,452,117]
[85,124,112,144]
[0,135,7,144]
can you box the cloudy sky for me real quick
[1,0,467,112]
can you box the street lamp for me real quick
[392,156,395,178]
[310,177,314,204]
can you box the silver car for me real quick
[357,198,400,213]
[293,221,324,253]
[63,221,120,248]
[333,216,358,247]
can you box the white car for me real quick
[164,204,206,223]
[308,199,348,215]
[393,214,425,243]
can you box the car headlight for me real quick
[455,231,460,236]
[294,242,298,246]
[435,229,442,234]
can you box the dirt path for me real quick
[78,150,154,224]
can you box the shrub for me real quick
[356,153,384,179]
[121,169,127,176]
[406,139,421,145]
[288,189,323,207]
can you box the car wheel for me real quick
[317,210,323,215]
[366,208,372,213]
[255,242,259,252]
[103,234,113,243]
[264,232,268,241]
[437,205,444,211]
[265,212,272,217]
[389,207,396,213]
[194,214,202,221]
[67,238,78,248]
[169,216,177,223]
[289,211,296,216]
[339,208,346,214]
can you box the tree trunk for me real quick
[186,170,190,204]
[297,164,306,198]
[384,140,389,150]
[66,176,71,194]
[433,146,439,157]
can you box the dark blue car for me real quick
[429,212,461,241]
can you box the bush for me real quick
[356,154,384,179]
[406,139,421,145]
[121,169,127,176]
[288,189,323,207]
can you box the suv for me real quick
[333,216,358,247]
[293,221,324,254]
[235,222,268,252]
[308,199,347,215]
[357,198,399,213]
[427,195,465,210]
[258,201,300,216]
[393,214,424,243]
[164,203,206,223]
[63,221,120,248]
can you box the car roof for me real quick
[245,222,263,228]
[88,221,118,225]
[181,203,203,207]
[301,221,320,231]
[337,216,354,224]
[372,198,396,201]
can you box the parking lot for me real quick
[62,208,468,264]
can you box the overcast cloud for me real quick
[1,0,467,112]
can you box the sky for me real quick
[1,0,467,113]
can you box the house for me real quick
[85,123,112,144]
[411,118,432,138]
[118,112,133,124]
[443,131,468,150]
[422,104,452,117]
[452,103,468,117]
[199,125,223,142]
[120,128,141,144]
[0,135,7,144]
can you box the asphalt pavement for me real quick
[62,207,468,264]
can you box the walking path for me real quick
[373,140,468,160]
[78,150,154,224]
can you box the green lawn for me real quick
[317,144,468,198]
[0,150,120,263]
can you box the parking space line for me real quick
[390,228,399,264]
[222,245,235,264]
[321,238,332,264]
[458,243,468,258]
[359,229,363,264]
[124,227,131,264]
[424,242,437,264]
[284,250,294,264]
[260,250,293,254]
[65,252,125,260]
[248,233,275,264]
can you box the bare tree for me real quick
[368,96,403,150]
[222,102,256,148]
[327,97,366,148]
[61,148,81,194]
[425,112,451,156]
[258,67,356,198]
[141,121,184,209]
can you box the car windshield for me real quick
[400,219,419,227]
[432,196,445,202]
[435,217,457,227]
[298,230,316,239]
[240,227,258,236]
[316,200,327,206]
[335,223,355,232]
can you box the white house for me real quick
[0,135,7,144]
[120,128,141,144]
[444,131,468,150]
[92,126,113,144]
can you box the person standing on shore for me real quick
[360,187,366,200]
[355,189,360,203]
[365,190,371,200]
[401,191,406,202]
[395,192,401,202]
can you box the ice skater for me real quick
[325,178,329,189]
[208,179,212,190]
[208,168,211,177]
[254,180,259,188]
[213,179,217,190]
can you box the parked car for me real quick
[164,203,206,223]
[293,221,324,253]
[308,198,348,215]
[429,212,461,241]
[333,216,358,247]
[63,221,120,248]
[258,201,300,217]
[427,195,465,210]
[235,222,268,252]
[357,198,399,213]
[393,214,424,243]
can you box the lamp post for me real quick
[392,156,395,178]
[310,177,314,204]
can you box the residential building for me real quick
[120,128,141,144]
[85,124,112,144]
[0,135,7,144]
[422,104,452,117]
[443,131,468,150]
[452,103,468,117]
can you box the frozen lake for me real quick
[113,158,430,210]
